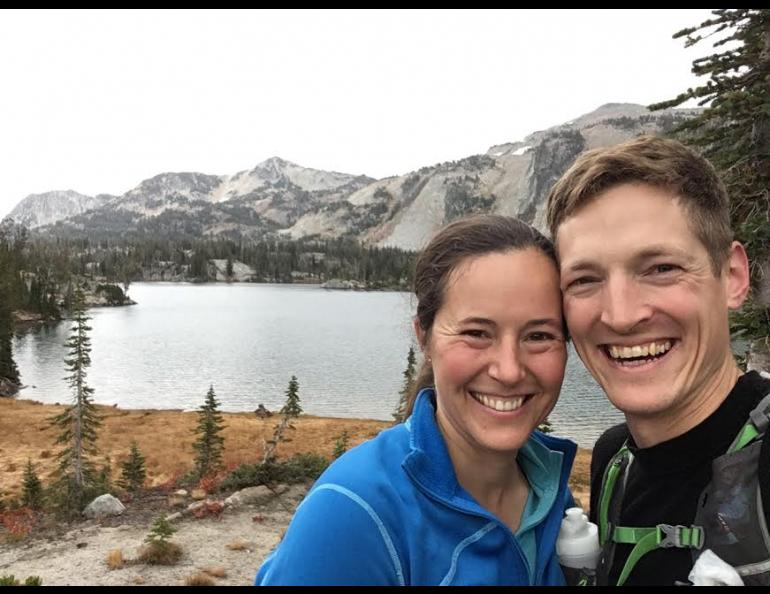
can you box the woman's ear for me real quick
[413,317,427,353]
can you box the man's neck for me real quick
[626,359,743,448]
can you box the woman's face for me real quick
[419,248,566,457]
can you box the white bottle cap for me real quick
[556,507,601,569]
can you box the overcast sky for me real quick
[0,9,714,218]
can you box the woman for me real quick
[256,215,576,585]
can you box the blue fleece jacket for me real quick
[256,389,577,585]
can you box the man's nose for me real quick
[599,275,652,333]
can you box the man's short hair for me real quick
[546,135,732,274]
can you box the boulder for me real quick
[83,494,126,519]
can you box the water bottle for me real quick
[556,507,601,586]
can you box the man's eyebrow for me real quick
[560,246,695,273]
[559,259,597,274]
[634,246,693,261]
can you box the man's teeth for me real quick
[608,340,673,359]
[472,393,525,412]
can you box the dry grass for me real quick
[185,572,215,586]
[226,539,251,551]
[137,541,183,566]
[201,565,228,578]
[0,398,390,500]
[0,397,593,509]
[105,549,124,570]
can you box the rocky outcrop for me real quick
[83,494,126,519]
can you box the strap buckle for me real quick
[657,524,703,549]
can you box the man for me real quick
[546,135,770,586]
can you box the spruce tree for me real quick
[145,514,177,545]
[192,385,226,478]
[0,231,20,393]
[49,284,102,515]
[0,282,20,394]
[21,460,43,510]
[119,441,147,493]
[280,375,303,418]
[650,9,770,371]
[393,346,417,423]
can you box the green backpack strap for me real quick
[598,445,631,547]
[728,393,770,453]
[612,524,704,586]
[597,443,704,586]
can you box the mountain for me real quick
[5,104,698,248]
[5,190,112,229]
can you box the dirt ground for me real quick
[0,397,591,585]
[0,484,309,586]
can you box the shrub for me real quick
[106,549,124,570]
[185,572,215,586]
[220,453,328,491]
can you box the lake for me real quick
[12,282,623,447]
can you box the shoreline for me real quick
[0,397,591,508]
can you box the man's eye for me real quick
[652,264,678,274]
[567,277,597,289]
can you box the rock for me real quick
[191,488,207,500]
[254,404,273,418]
[168,493,187,508]
[82,494,126,519]
[224,485,276,508]
[165,512,183,523]
[0,377,21,398]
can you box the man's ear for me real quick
[725,241,750,309]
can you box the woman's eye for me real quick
[461,329,488,338]
[528,332,556,342]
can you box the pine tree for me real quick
[650,9,770,371]
[21,460,43,510]
[0,231,20,393]
[333,430,350,459]
[145,514,177,545]
[119,441,147,493]
[192,385,226,478]
[280,375,302,417]
[393,346,417,423]
[49,284,102,515]
[0,281,20,394]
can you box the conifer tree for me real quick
[333,430,350,459]
[119,441,147,493]
[0,283,20,394]
[0,231,20,394]
[192,385,226,477]
[49,284,102,515]
[393,346,417,423]
[21,460,43,510]
[280,375,302,418]
[145,514,177,545]
[650,9,770,371]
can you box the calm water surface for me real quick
[13,282,623,447]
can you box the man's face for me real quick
[555,183,747,428]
